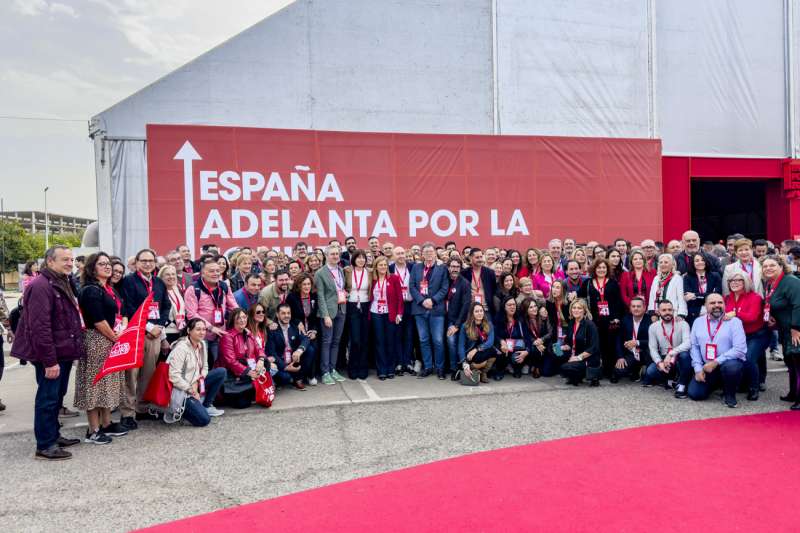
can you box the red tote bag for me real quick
[142,362,173,408]
[254,372,276,408]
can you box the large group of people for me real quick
[5,229,800,460]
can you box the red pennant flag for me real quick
[94,293,154,384]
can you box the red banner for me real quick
[93,293,152,384]
[147,125,662,255]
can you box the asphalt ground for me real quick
[0,363,791,532]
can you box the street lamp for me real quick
[44,186,50,251]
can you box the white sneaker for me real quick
[205,405,224,417]
[413,360,422,374]
[309,377,318,386]
[521,365,530,375]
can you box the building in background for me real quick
[0,211,95,235]
[90,0,800,260]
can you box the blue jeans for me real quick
[446,330,460,372]
[32,361,73,450]
[744,328,770,391]
[644,351,693,386]
[182,367,225,427]
[414,313,445,371]
[371,313,398,376]
[688,359,744,402]
[320,313,345,374]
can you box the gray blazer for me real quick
[314,265,346,320]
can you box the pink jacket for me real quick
[215,327,264,377]
[184,282,239,340]
[532,271,565,299]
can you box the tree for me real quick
[0,220,84,271]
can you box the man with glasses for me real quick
[640,239,658,270]
[314,245,347,385]
[118,249,172,430]
[411,243,449,379]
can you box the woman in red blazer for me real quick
[370,256,405,380]
[620,249,656,309]
[724,271,769,400]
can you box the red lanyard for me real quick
[660,321,674,349]
[697,274,707,294]
[706,317,722,343]
[631,318,641,341]
[572,320,580,343]
[729,293,742,315]
[423,263,434,282]
[302,295,312,314]
[396,266,408,287]
[594,277,607,301]
[354,268,366,291]
[167,287,182,313]
[528,318,539,339]
[478,327,487,342]
[137,272,153,294]
[741,261,754,280]
[104,284,121,315]
[201,279,223,310]
[566,277,581,292]
[506,318,515,337]
[244,291,258,307]
[328,266,343,289]
[376,277,387,300]
[632,271,644,295]
[765,272,784,304]
[471,269,482,292]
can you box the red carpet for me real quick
[142,412,799,532]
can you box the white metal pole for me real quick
[44,186,50,251]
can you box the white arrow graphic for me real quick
[174,141,202,257]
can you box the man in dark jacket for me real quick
[612,296,651,383]
[11,246,85,460]
[119,248,171,429]
[461,248,498,316]
[267,303,312,390]
[444,258,471,379]
[410,243,449,378]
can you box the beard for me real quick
[661,314,673,322]
[710,308,724,319]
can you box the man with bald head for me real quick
[390,246,416,374]
[675,230,721,275]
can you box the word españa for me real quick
[198,165,529,240]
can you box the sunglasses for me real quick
[255,310,265,315]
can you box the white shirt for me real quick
[349,268,370,303]
[394,263,412,302]
[370,278,389,314]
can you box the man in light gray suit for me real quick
[314,245,348,385]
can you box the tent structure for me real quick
[91,0,800,259]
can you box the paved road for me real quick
[0,367,791,532]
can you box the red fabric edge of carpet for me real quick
[140,412,800,533]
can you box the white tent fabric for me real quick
[496,0,652,138]
[92,0,799,258]
[656,0,788,157]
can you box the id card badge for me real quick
[247,358,256,370]
[420,280,429,296]
[213,309,223,324]
[198,377,206,395]
[474,293,483,304]
[284,347,293,364]
[147,302,160,320]
[504,339,515,352]
[763,304,771,323]
[597,301,610,316]
[337,289,347,304]
[114,315,123,333]
[402,287,410,300]
[705,343,718,361]
[557,326,564,340]
[377,298,388,314]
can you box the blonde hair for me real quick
[569,298,592,321]
[726,271,753,294]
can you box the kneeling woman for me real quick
[495,295,528,379]
[216,308,265,408]
[520,298,553,378]
[458,302,498,383]
[167,318,226,426]
[560,299,601,386]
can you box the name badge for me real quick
[337,289,347,304]
[557,326,564,340]
[402,288,410,300]
[705,343,717,361]
[763,304,771,323]
[284,346,293,364]
[147,303,160,320]
[114,315,123,334]
[213,309,223,324]
[597,301,610,316]
[474,294,482,303]
[420,280,429,296]
[504,339,516,352]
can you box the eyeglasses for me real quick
[96,262,111,267]
[255,310,265,315]
[138,259,155,264]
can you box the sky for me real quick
[0,0,295,219]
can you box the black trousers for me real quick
[613,352,643,380]
[347,302,370,379]
[561,359,601,384]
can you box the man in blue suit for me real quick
[233,273,262,311]
[266,303,313,390]
[409,243,448,379]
